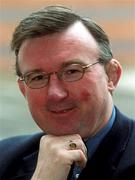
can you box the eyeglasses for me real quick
[19,61,100,89]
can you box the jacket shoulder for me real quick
[0,132,43,176]
[0,132,43,155]
[112,108,135,179]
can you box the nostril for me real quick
[47,80,68,101]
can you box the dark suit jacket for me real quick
[0,108,135,180]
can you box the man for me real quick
[0,5,135,180]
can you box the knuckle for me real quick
[40,135,46,142]
[40,135,53,147]
[74,134,81,139]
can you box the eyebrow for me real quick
[23,69,44,76]
[23,59,86,76]
[61,59,86,68]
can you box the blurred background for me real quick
[0,0,135,140]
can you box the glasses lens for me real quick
[25,72,48,88]
[61,64,83,82]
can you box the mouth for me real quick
[50,108,75,114]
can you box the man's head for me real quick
[11,6,122,139]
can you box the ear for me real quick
[105,59,122,93]
[17,78,26,98]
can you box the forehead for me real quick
[19,21,98,54]
[18,22,99,72]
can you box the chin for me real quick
[41,128,78,136]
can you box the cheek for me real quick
[25,90,45,108]
[73,78,105,105]
[79,90,91,102]
[72,84,93,105]
[73,80,93,102]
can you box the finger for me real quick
[67,149,87,168]
[68,140,87,159]
[74,150,87,168]
[79,141,87,159]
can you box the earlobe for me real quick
[17,78,26,98]
[106,59,122,92]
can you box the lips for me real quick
[46,101,77,115]
[51,108,74,114]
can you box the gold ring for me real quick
[69,140,77,150]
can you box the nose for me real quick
[47,74,68,101]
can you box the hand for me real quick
[31,134,87,180]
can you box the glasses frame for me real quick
[19,61,100,89]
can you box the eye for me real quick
[60,64,83,82]
[63,65,83,76]
[26,73,47,83]
[65,69,80,75]
[32,74,44,81]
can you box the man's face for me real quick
[18,22,113,139]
